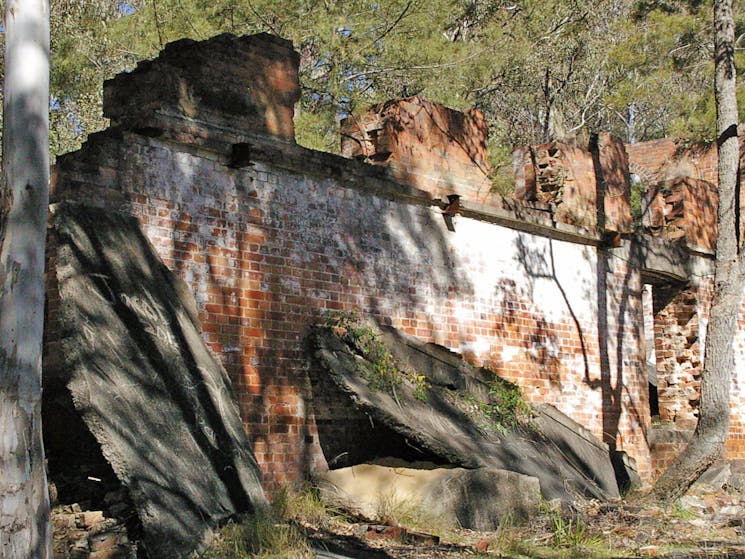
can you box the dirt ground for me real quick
[298,482,745,559]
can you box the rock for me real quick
[690,462,731,494]
[52,505,136,559]
[534,403,621,498]
[45,203,268,558]
[687,517,710,528]
[79,511,105,529]
[715,505,745,522]
[475,540,490,552]
[610,450,643,493]
[679,495,707,514]
[364,525,440,545]
[308,321,619,502]
[317,463,541,531]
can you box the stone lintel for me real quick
[634,232,691,285]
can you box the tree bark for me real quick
[0,0,52,557]
[648,0,739,504]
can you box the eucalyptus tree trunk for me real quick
[649,0,739,503]
[0,0,52,556]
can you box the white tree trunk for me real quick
[0,0,52,557]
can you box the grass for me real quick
[198,481,732,559]
[671,499,697,520]
[199,511,312,559]
[373,489,451,536]
[199,487,325,559]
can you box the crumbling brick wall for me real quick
[628,134,745,475]
[341,97,495,206]
[512,133,634,236]
[653,284,706,431]
[646,279,714,477]
[643,178,718,253]
[45,33,662,487]
[626,138,718,186]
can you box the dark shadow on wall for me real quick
[596,242,648,485]
[592,137,647,460]
[513,233,592,387]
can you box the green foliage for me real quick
[321,310,433,400]
[36,0,745,166]
[200,484,346,558]
[477,374,532,431]
[488,142,516,196]
[48,0,142,157]
[671,499,696,519]
[322,310,402,392]
[200,505,312,559]
[630,177,647,224]
[550,514,600,549]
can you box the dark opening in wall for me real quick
[309,369,451,470]
[43,387,122,508]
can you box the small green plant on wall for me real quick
[485,374,532,428]
[321,311,430,400]
[464,370,531,433]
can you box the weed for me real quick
[671,499,697,520]
[374,489,450,535]
[484,375,531,428]
[199,487,331,559]
[322,311,401,391]
[199,510,312,559]
[321,310,431,400]
[463,373,531,432]
[547,512,608,554]
[281,483,343,527]
[412,373,431,401]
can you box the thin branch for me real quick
[341,48,489,82]
[245,0,280,36]
[151,0,165,49]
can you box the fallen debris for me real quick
[45,203,268,558]
[307,314,621,505]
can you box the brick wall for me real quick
[626,138,718,185]
[341,97,495,206]
[628,134,745,472]
[50,129,654,483]
[643,177,718,253]
[45,33,662,488]
[653,283,706,429]
[49,136,653,486]
[512,133,633,236]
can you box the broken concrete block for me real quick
[317,463,541,531]
[690,462,731,494]
[308,320,620,503]
[45,202,267,558]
